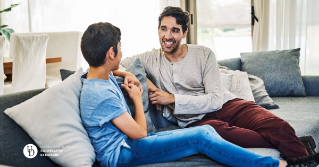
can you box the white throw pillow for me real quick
[4,68,95,167]
[220,69,255,102]
[220,72,233,91]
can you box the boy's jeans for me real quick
[117,125,279,167]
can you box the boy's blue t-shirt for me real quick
[80,72,131,167]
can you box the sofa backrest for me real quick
[217,57,241,71]
[217,58,319,96]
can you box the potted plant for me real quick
[0,3,20,41]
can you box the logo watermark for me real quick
[23,144,38,158]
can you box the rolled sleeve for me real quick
[172,49,224,115]
[94,98,126,127]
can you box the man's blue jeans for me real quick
[117,125,280,167]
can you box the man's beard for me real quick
[161,39,181,54]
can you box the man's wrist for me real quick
[170,94,175,104]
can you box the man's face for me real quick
[158,16,187,54]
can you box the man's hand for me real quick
[148,87,175,106]
[147,79,162,110]
[124,73,143,93]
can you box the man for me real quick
[120,6,311,159]
[79,22,306,167]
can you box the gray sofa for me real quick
[1,57,318,167]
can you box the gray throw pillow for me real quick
[115,59,149,113]
[248,74,279,109]
[60,69,76,81]
[115,59,156,133]
[60,69,75,81]
[240,48,306,97]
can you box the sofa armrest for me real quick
[302,76,319,96]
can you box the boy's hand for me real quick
[121,83,142,101]
[124,73,143,93]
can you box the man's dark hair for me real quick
[158,6,190,33]
[81,22,121,67]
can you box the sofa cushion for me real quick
[4,68,96,167]
[240,48,306,97]
[270,96,319,153]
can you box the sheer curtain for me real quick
[0,0,29,57]
[253,0,319,75]
[1,0,169,70]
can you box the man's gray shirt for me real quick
[120,44,236,127]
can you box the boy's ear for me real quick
[106,47,115,60]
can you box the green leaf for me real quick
[0,28,15,41]
[0,2,21,13]
[0,25,8,28]
[11,3,21,8]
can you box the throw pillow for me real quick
[60,69,76,81]
[115,59,156,133]
[115,59,149,113]
[220,69,255,102]
[4,68,96,167]
[60,69,75,80]
[220,72,233,91]
[0,88,59,167]
[240,48,306,97]
[248,74,279,109]
[219,65,279,109]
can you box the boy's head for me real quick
[158,6,190,34]
[81,22,121,67]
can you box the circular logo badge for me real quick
[23,144,38,158]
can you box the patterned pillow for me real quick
[219,65,279,109]
[220,69,255,102]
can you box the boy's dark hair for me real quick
[158,6,190,34]
[81,22,121,67]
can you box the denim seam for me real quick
[198,142,277,167]
[126,139,142,157]
[118,141,278,167]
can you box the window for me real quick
[27,0,162,70]
[196,0,251,60]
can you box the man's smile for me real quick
[163,40,175,48]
